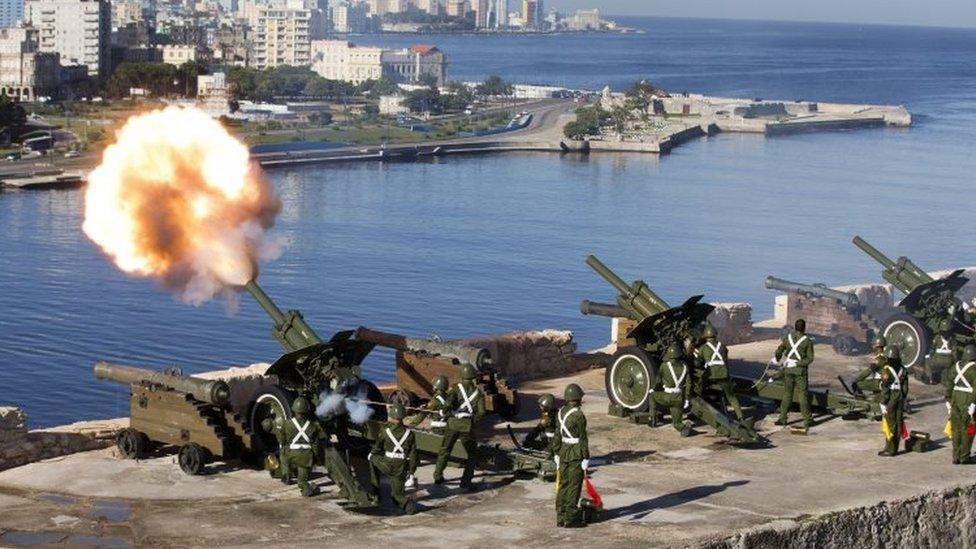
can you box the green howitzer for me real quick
[581,255,761,444]
[852,236,970,376]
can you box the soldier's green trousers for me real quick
[708,379,743,420]
[555,459,584,526]
[649,391,684,431]
[881,390,904,454]
[369,455,408,509]
[281,448,313,493]
[434,428,476,486]
[949,395,974,463]
[852,369,880,394]
[778,369,812,424]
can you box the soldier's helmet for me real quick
[388,403,406,420]
[292,397,311,416]
[883,345,901,360]
[873,334,887,349]
[460,363,477,380]
[963,345,976,362]
[703,324,718,339]
[432,375,449,392]
[940,317,954,333]
[794,319,806,333]
[564,383,584,403]
[664,344,683,359]
[537,393,556,411]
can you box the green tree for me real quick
[104,62,180,98]
[476,75,513,97]
[563,106,605,140]
[0,95,27,137]
[404,87,442,115]
[441,81,474,112]
[624,79,662,117]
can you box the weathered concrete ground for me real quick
[0,339,972,548]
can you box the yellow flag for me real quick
[945,419,953,438]
[881,416,893,440]
[554,467,560,494]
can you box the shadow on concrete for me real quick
[604,479,750,521]
[597,450,655,465]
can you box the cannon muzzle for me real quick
[764,276,860,310]
[355,327,492,370]
[580,300,633,319]
[585,255,669,319]
[94,361,231,407]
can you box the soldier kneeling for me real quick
[369,403,419,514]
[279,397,324,497]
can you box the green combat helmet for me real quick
[883,345,901,361]
[940,317,953,333]
[537,393,556,411]
[703,324,718,340]
[564,383,584,403]
[963,345,976,363]
[292,397,310,416]
[388,403,406,420]
[460,363,477,380]
[432,374,449,392]
[873,334,887,350]
[664,344,683,360]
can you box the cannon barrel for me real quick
[355,327,492,370]
[585,255,669,318]
[94,361,230,407]
[764,276,860,310]
[244,279,323,352]
[580,300,634,319]
[852,236,933,294]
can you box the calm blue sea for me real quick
[2,17,976,427]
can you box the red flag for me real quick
[967,421,976,437]
[583,477,603,509]
[901,421,909,440]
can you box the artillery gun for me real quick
[852,236,972,381]
[580,255,761,443]
[764,276,874,355]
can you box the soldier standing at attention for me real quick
[649,344,693,437]
[279,397,325,497]
[551,383,589,528]
[944,345,976,464]
[369,403,419,514]
[697,325,744,420]
[852,335,887,396]
[774,319,815,427]
[433,363,484,491]
[878,346,907,457]
[927,318,956,382]
[522,393,558,457]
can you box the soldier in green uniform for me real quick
[878,346,907,456]
[696,325,744,420]
[927,317,957,383]
[944,344,976,464]
[278,397,325,497]
[774,319,814,427]
[649,344,692,437]
[369,403,419,514]
[433,363,485,491]
[851,335,887,396]
[551,383,589,528]
[521,393,557,457]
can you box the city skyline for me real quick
[549,0,976,29]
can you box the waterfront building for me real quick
[520,0,535,28]
[444,0,466,18]
[381,44,446,86]
[311,39,446,86]
[330,2,368,33]
[472,0,488,28]
[24,0,111,77]
[252,7,311,68]
[0,25,59,101]
[564,8,599,30]
[0,0,24,28]
[491,0,508,29]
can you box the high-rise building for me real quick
[472,0,488,28]
[491,0,508,29]
[0,0,24,28]
[413,0,440,16]
[0,25,60,101]
[24,0,111,77]
[444,0,465,18]
[330,2,367,33]
[251,7,311,68]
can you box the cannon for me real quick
[853,236,971,380]
[94,361,254,475]
[580,255,761,443]
[764,276,874,356]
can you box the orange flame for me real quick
[83,106,282,304]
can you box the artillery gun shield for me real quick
[882,312,930,369]
[606,347,657,410]
[897,270,968,311]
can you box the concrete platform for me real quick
[0,339,972,548]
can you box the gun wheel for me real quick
[178,443,209,475]
[247,385,295,456]
[882,313,930,369]
[606,347,657,410]
[116,428,148,459]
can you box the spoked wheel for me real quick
[178,443,209,475]
[605,346,657,411]
[883,313,930,369]
[116,428,148,459]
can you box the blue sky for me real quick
[549,0,976,29]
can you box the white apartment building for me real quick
[252,7,311,69]
[330,3,369,33]
[160,44,205,66]
[0,25,59,101]
[24,0,111,77]
[311,39,381,84]
[0,0,24,28]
